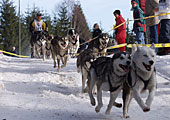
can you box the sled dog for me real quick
[122,44,157,118]
[51,36,69,72]
[67,28,80,57]
[76,48,97,93]
[88,52,131,114]
[88,33,109,56]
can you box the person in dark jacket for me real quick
[92,23,102,38]
[113,10,126,52]
[131,0,146,44]
[157,0,170,55]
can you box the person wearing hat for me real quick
[30,12,48,34]
[131,0,146,44]
[145,0,159,52]
[113,10,126,52]
[29,12,48,58]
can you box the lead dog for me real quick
[51,36,69,72]
[123,45,157,118]
[67,28,80,57]
[76,48,97,93]
[88,52,131,114]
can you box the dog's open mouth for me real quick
[119,64,130,72]
[143,62,152,71]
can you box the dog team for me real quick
[47,23,157,118]
[77,42,157,118]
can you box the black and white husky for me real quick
[122,44,157,118]
[51,36,69,72]
[88,52,131,114]
[76,48,97,93]
[67,28,80,57]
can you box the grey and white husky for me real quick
[88,52,131,114]
[123,44,157,118]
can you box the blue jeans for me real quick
[150,25,158,44]
[150,25,158,52]
[136,31,145,44]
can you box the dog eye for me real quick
[143,55,148,57]
[152,55,155,57]
[128,56,131,60]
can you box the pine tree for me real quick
[54,2,71,37]
[0,0,18,52]
[43,11,52,34]
[72,4,91,41]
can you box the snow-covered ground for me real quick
[0,54,170,120]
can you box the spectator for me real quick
[131,0,146,44]
[113,10,126,52]
[11,46,16,54]
[139,0,146,14]
[145,0,159,52]
[158,0,170,55]
[92,23,102,38]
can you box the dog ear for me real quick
[132,44,136,52]
[150,43,156,50]
[136,43,141,52]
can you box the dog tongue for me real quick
[145,65,151,71]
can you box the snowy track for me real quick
[0,54,170,120]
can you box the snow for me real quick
[0,54,170,120]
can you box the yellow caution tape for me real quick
[0,50,30,58]
[106,43,127,50]
[126,43,170,48]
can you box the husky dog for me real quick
[45,34,54,59]
[88,52,131,114]
[31,31,47,61]
[123,45,157,118]
[88,33,109,56]
[51,36,69,72]
[77,48,97,93]
[67,28,80,57]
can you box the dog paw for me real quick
[143,107,150,112]
[123,115,130,119]
[91,99,96,106]
[113,102,122,108]
[95,107,100,113]
[105,110,110,115]
[95,105,103,113]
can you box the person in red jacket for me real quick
[113,10,126,52]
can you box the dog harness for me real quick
[70,35,78,45]
[127,66,156,90]
[108,75,121,93]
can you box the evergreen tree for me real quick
[0,0,18,52]
[43,11,52,34]
[54,2,71,37]
[72,4,91,41]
